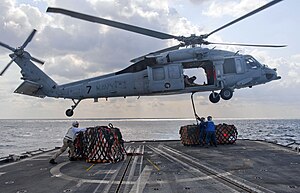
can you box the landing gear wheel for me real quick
[220,88,233,100]
[209,92,220,103]
[65,99,82,117]
[66,109,74,117]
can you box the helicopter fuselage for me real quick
[55,47,280,101]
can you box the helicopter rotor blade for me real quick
[30,56,45,65]
[0,41,16,52]
[130,43,184,63]
[0,55,17,76]
[205,41,287,48]
[206,0,283,38]
[149,43,184,54]
[20,29,37,49]
[47,7,176,40]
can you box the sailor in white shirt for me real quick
[49,121,86,164]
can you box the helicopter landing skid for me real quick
[66,99,82,117]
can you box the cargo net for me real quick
[74,125,125,163]
[216,124,238,144]
[179,123,238,146]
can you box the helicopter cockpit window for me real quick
[152,67,165,81]
[245,56,260,69]
[235,59,243,74]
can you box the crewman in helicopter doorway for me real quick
[49,121,86,164]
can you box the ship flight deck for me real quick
[0,140,299,193]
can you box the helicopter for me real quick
[0,0,284,117]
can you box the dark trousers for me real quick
[199,129,205,145]
[206,131,217,146]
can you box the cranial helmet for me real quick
[72,121,79,127]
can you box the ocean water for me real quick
[0,119,299,158]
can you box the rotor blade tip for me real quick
[46,7,57,13]
[46,7,60,13]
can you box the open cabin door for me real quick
[147,64,184,93]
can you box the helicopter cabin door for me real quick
[147,64,184,93]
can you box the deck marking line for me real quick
[124,145,142,193]
[94,169,117,175]
[146,158,160,171]
[161,145,275,193]
[148,145,199,173]
[116,147,135,193]
[136,145,145,193]
[101,146,135,193]
[129,165,152,193]
[93,168,114,193]
[49,159,219,185]
[86,164,95,172]
[50,145,228,186]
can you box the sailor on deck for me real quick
[197,116,206,146]
[205,116,217,147]
[49,121,86,164]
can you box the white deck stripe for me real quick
[123,145,141,192]
[136,145,145,193]
[100,145,135,193]
[129,165,152,193]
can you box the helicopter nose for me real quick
[265,68,280,81]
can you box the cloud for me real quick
[202,0,268,18]
[286,55,300,84]
[188,0,212,4]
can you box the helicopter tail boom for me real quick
[12,53,58,98]
[0,29,59,98]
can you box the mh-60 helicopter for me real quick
[0,0,284,117]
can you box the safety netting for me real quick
[74,125,126,163]
[179,125,200,146]
[216,123,238,144]
[179,123,238,146]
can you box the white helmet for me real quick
[72,121,79,127]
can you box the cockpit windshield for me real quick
[245,55,261,69]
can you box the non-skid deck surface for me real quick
[0,140,299,193]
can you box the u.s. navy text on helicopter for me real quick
[0,0,284,117]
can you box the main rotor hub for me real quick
[176,35,204,47]
[15,47,24,56]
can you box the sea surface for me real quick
[0,119,299,158]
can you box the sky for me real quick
[0,0,299,119]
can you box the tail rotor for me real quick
[0,29,44,76]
